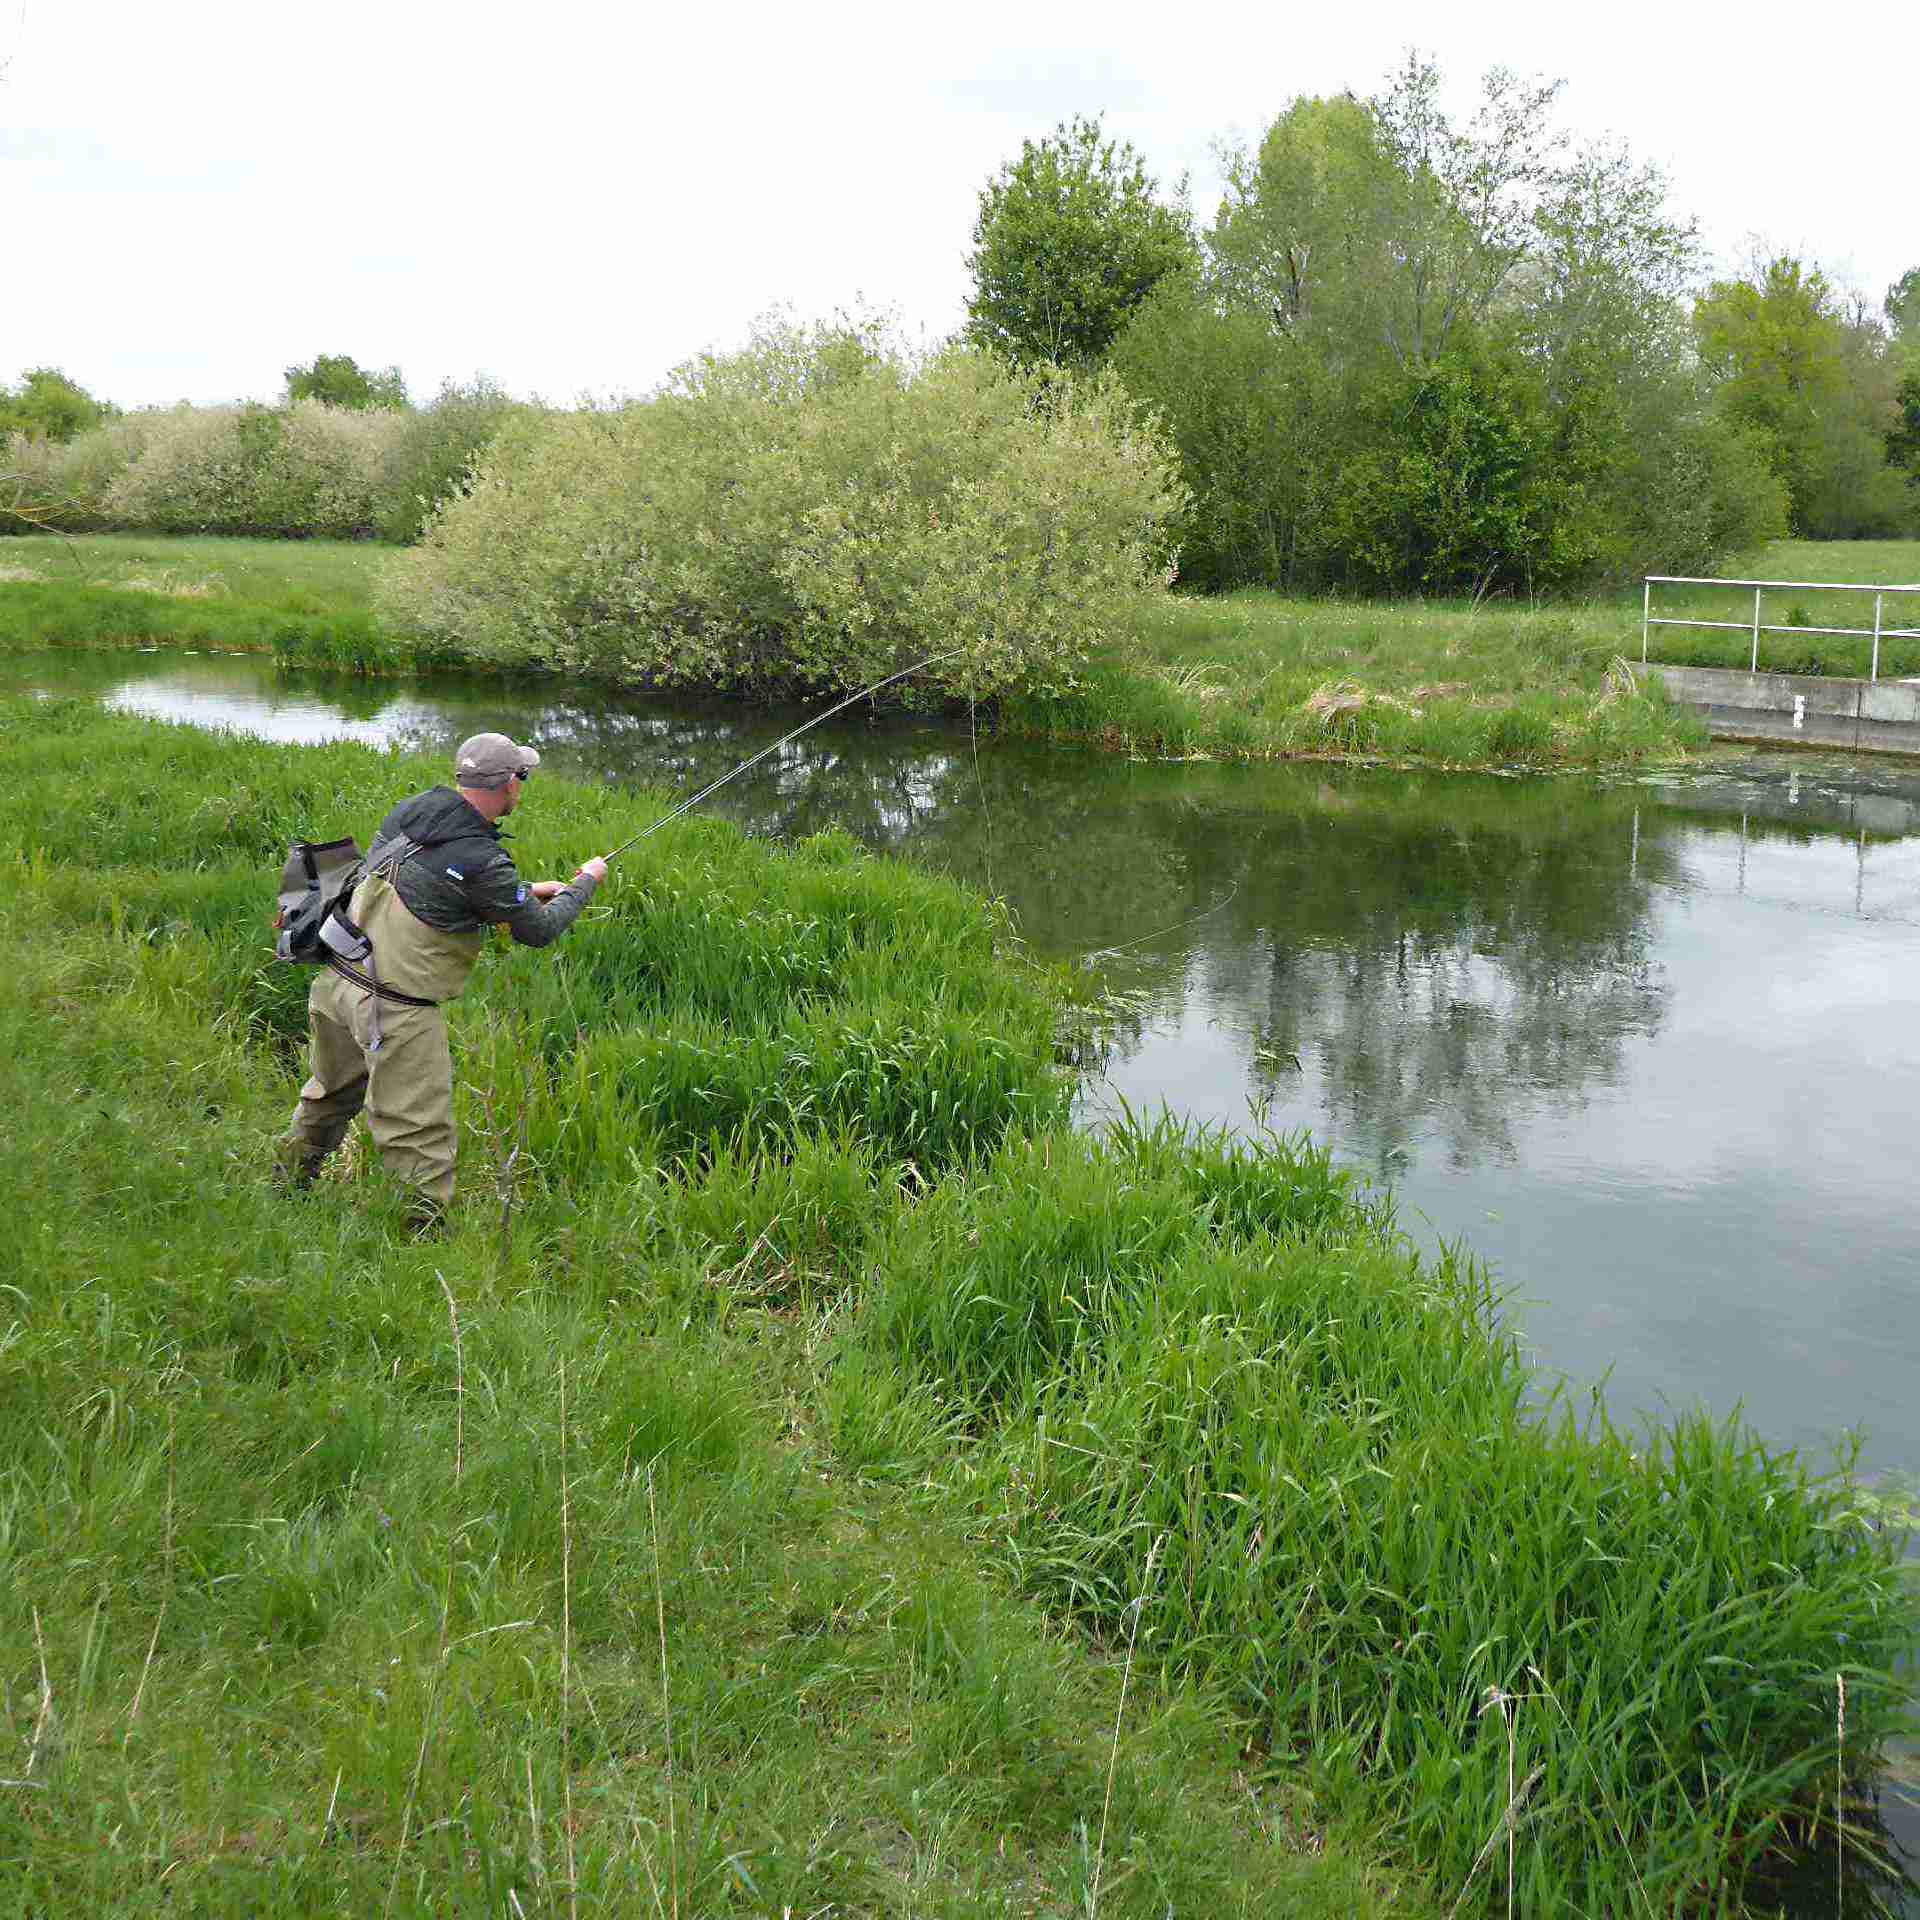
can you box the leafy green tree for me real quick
[965,114,1196,370]
[1886,267,1920,348]
[1121,55,1762,592]
[1694,257,1913,536]
[0,366,113,443]
[1365,54,1567,368]
[1324,349,1585,594]
[283,353,409,411]
[1211,61,1569,372]
[1208,93,1403,351]
[1887,271,1920,498]
[1885,371,1920,496]
[1111,279,1344,591]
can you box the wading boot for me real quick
[271,1142,330,1193]
[403,1198,449,1241]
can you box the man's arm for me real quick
[467,851,606,949]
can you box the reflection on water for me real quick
[13,648,1920,1905]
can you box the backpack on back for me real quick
[274,838,371,966]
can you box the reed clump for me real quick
[849,1112,1919,1912]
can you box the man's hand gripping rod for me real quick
[598,648,968,867]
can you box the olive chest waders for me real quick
[277,838,485,1213]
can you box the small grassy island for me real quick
[1,696,1912,1916]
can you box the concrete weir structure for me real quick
[1638,575,1920,756]
[1631,662,1920,755]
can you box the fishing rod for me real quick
[603,646,969,864]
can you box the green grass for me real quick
[0,531,389,604]
[0,933,1402,1919]
[852,1113,1918,1909]
[1005,593,1700,768]
[0,533,423,670]
[1,700,1913,1914]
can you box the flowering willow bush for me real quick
[377,320,1186,700]
[97,401,406,537]
[2,416,154,532]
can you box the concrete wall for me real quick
[1632,663,1920,755]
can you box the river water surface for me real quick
[16,647,1920,1896]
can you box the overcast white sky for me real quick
[3,0,1913,410]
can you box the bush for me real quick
[1326,354,1598,596]
[1,432,62,533]
[372,377,528,543]
[100,400,406,537]
[378,318,1185,702]
[1602,406,1789,582]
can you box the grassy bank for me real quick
[8,533,1920,766]
[1010,592,1698,765]
[0,533,423,672]
[3,699,1913,1914]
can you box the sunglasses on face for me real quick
[512,769,533,783]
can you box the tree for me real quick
[1111,279,1344,590]
[1208,93,1404,352]
[1365,54,1568,368]
[283,353,409,411]
[1210,60,1569,373]
[1694,256,1912,536]
[0,366,113,443]
[965,114,1196,370]
[1886,267,1920,349]
[1122,55,1756,592]
[1887,371,1920,496]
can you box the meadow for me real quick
[0,533,429,673]
[1,696,1912,1916]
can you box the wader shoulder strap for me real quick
[370,823,477,881]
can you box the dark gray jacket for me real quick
[369,787,597,948]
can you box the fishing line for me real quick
[601,647,968,864]
[550,646,966,1053]
[1080,882,1240,969]
[969,685,996,905]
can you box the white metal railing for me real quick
[1642,577,1920,680]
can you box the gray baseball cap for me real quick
[454,732,541,790]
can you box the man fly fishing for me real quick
[274,650,963,1228]
[274,732,611,1230]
